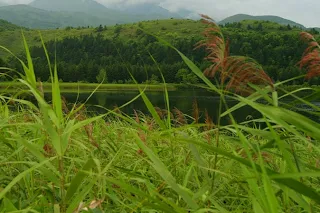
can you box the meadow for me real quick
[0,16,320,213]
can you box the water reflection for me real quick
[61,89,262,125]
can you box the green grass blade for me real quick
[149,52,171,129]
[65,158,95,201]
[38,32,53,79]
[66,145,124,213]
[52,49,63,124]
[130,74,166,129]
[21,31,36,88]
[0,157,57,199]
[178,136,320,204]
[238,96,320,141]
[134,134,199,210]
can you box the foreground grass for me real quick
[0,82,178,93]
[1,107,319,212]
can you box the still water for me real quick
[61,89,262,125]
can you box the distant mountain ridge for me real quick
[0,2,8,7]
[0,1,316,30]
[0,4,129,29]
[219,14,305,28]
[108,3,182,19]
[30,0,105,12]
[0,0,187,29]
[29,0,137,22]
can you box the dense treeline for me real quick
[5,20,320,84]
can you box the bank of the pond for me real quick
[0,82,181,93]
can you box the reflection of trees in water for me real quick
[95,92,108,107]
[73,91,261,125]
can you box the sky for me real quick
[0,0,319,27]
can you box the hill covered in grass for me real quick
[0,19,206,57]
[219,14,305,28]
[0,19,23,31]
[2,18,318,85]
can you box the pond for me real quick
[60,89,263,125]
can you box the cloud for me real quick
[0,0,32,3]
[0,0,319,27]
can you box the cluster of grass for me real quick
[1,20,320,213]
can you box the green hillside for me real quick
[0,19,206,58]
[0,18,310,60]
[0,19,23,31]
[2,19,318,85]
[219,14,305,28]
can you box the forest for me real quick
[1,19,320,85]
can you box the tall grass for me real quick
[0,20,320,213]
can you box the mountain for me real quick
[0,4,140,29]
[174,8,200,20]
[110,3,181,19]
[30,0,102,12]
[219,14,305,28]
[0,19,23,31]
[0,0,186,29]
[0,2,7,7]
[29,0,126,19]
[29,0,182,22]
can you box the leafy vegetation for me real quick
[1,15,320,213]
[0,19,23,32]
[1,19,319,85]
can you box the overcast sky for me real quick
[0,0,319,27]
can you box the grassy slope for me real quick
[219,14,305,28]
[0,18,302,58]
[232,19,300,31]
[0,19,24,31]
[0,19,205,57]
